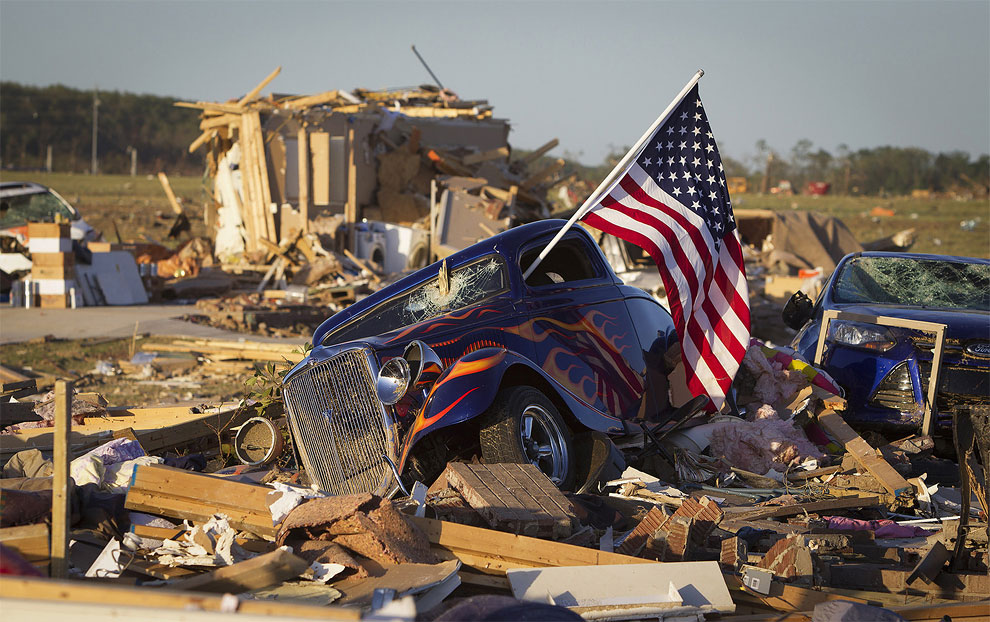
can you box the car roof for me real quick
[0,182,51,197]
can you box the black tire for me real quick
[479,385,575,489]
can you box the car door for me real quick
[517,233,646,421]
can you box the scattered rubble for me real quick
[2,336,986,621]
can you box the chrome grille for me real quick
[282,348,396,496]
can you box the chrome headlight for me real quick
[376,357,411,405]
[828,320,896,352]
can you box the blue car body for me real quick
[282,220,679,495]
[791,251,990,431]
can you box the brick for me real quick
[617,506,669,557]
[672,496,723,546]
[660,516,694,562]
[720,536,748,570]
[757,534,815,581]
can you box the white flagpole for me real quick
[522,69,705,281]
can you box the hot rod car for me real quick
[281,219,686,496]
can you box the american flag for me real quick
[580,84,750,412]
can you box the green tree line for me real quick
[1,82,202,176]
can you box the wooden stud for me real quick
[512,138,559,169]
[156,172,183,215]
[50,379,72,578]
[346,127,358,224]
[817,409,913,499]
[237,66,282,106]
[297,128,309,230]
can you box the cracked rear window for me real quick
[324,255,508,344]
[833,256,990,311]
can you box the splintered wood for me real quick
[440,462,574,538]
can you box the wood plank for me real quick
[513,138,558,168]
[175,101,246,114]
[281,90,339,110]
[0,523,49,562]
[297,127,309,228]
[0,400,41,427]
[409,516,654,575]
[728,495,881,522]
[50,380,71,578]
[310,131,330,205]
[462,146,509,166]
[237,66,281,106]
[156,172,183,215]
[818,409,913,498]
[0,576,361,619]
[166,547,308,593]
[346,127,357,224]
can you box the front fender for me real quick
[397,347,622,471]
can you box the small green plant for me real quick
[244,343,313,419]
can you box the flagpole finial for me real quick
[698,69,705,77]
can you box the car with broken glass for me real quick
[281,219,683,496]
[785,251,990,432]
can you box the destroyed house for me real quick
[181,71,561,271]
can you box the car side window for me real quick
[521,237,603,287]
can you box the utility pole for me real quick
[761,152,773,194]
[46,145,53,173]
[127,146,137,176]
[91,88,100,175]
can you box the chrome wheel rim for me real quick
[519,404,568,484]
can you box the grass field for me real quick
[4,172,987,258]
[0,172,211,248]
[735,193,989,259]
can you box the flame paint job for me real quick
[286,220,681,483]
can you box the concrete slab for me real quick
[0,304,307,345]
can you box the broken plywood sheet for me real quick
[507,561,734,618]
[442,462,573,538]
[76,251,148,305]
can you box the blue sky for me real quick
[2,0,988,165]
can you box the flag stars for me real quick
[667,156,675,166]
[692,141,701,151]
[680,111,689,120]
[682,171,692,180]
[668,171,678,182]
[678,141,687,149]
[642,157,652,167]
[672,187,683,196]
[709,190,718,200]
[688,186,697,196]
[667,126,675,135]
[706,131,713,139]
[666,141,674,149]
[679,156,687,165]
[705,143,715,153]
[707,160,715,169]
[695,98,702,107]
[691,157,701,167]
[691,126,701,136]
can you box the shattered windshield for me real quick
[833,255,990,311]
[324,255,508,344]
[0,190,75,228]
